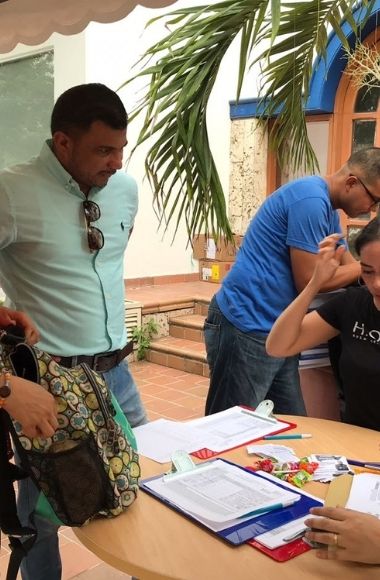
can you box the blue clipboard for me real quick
[140,458,323,546]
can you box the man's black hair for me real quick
[51,83,128,134]
[355,216,380,255]
[347,147,380,184]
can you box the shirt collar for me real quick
[39,140,103,198]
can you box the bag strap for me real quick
[0,410,37,580]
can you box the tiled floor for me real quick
[0,359,210,580]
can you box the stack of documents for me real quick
[142,459,301,530]
[141,461,323,554]
[133,406,294,463]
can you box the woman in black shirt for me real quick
[267,218,380,430]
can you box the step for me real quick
[146,336,209,377]
[169,314,205,342]
[194,299,210,317]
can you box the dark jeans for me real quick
[204,296,306,416]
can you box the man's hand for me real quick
[6,377,58,438]
[305,506,380,564]
[0,306,40,344]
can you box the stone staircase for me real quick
[145,299,210,377]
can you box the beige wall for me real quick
[229,118,268,235]
[85,1,242,279]
[228,117,330,235]
[0,1,267,279]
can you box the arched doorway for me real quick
[332,29,380,247]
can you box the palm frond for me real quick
[122,0,375,240]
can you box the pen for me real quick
[283,528,307,542]
[240,497,300,519]
[353,466,380,475]
[263,434,312,440]
[347,459,380,468]
[240,408,278,424]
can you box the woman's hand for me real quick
[0,306,40,344]
[5,377,58,438]
[310,234,346,290]
[305,506,380,564]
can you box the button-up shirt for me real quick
[0,140,138,355]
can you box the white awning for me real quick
[0,0,177,53]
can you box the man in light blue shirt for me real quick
[0,83,147,580]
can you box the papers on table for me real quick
[310,454,353,482]
[187,406,284,452]
[133,406,292,463]
[254,515,309,549]
[132,418,205,463]
[346,473,380,518]
[246,444,300,463]
[143,459,300,524]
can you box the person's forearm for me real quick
[318,261,360,292]
[266,278,321,357]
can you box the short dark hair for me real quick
[51,83,128,135]
[355,216,380,255]
[347,147,380,184]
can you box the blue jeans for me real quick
[204,296,306,416]
[18,359,146,580]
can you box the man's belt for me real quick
[55,341,134,372]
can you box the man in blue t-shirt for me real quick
[205,147,380,415]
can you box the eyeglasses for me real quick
[353,174,380,208]
[83,200,104,252]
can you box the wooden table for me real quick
[75,416,380,579]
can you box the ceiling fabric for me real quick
[0,0,177,53]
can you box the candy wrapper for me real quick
[251,457,319,487]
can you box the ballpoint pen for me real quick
[282,528,308,543]
[347,459,380,469]
[263,434,312,440]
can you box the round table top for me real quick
[75,416,380,579]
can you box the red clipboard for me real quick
[248,537,311,561]
[191,406,297,460]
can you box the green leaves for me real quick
[123,0,374,240]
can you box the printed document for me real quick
[133,406,290,462]
[144,459,300,523]
[187,406,290,452]
[346,473,380,517]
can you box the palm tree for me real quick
[122,0,374,240]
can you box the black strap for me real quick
[7,533,36,580]
[0,410,37,580]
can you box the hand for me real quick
[305,506,380,564]
[310,234,346,290]
[5,376,58,438]
[0,306,40,344]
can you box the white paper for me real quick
[246,444,299,463]
[144,459,300,523]
[310,454,353,482]
[206,237,216,259]
[133,407,291,463]
[255,516,309,549]
[187,406,289,452]
[133,419,207,463]
[346,474,380,518]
